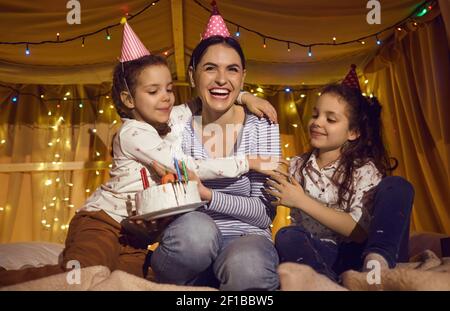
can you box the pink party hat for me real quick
[341,64,361,92]
[201,1,230,40]
[120,20,150,62]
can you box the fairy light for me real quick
[308,46,312,57]
[300,94,306,98]
[85,189,91,193]
[289,103,295,109]
[95,170,100,176]
[55,177,60,183]
[106,28,111,40]
[235,26,240,37]
[45,179,52,186]
[65,91,70,96]
[397,27,402,31]
[284,87,291,93]
[1,139,6,144]
[332,37,336,44]
[287,42,291,52]
[40,94,44,98]
[106,95,110,99]
[284,144,289,148]
[67,183,73,187]
[81,37,85,47]
[56,32,60,41]
[48,111,52,116]
[25,44,30,56]
[91,128,97,133]
[286,157,291,161]
[365,79,369,84]
[292,124,298,128]
[79,103,83,108]
[361,40,366,45]
[317,92,321,96]
[12,96,18,103]
[263,37,266,49]
[95,151,100,157]
[376,35,381,45]
[63,97,67,101]
[99,109,104,114]
[256,87,263,93]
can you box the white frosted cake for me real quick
[135,181,202,215]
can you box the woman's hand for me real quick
[241,93,278,124]
[265,170,306,208]
[186,168,212,202]
[121,216,176,248]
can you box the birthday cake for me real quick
[135,181,202,216]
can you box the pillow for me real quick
[0,242,64,270]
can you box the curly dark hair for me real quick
[111,54,171,136]
[297,84,398,209]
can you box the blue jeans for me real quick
[151,211,279,290]
[275,176,415,281]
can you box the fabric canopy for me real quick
[0,0,421,85]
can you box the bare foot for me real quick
[278,263,347,291]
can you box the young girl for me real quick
[267,81,414,281]
[0,22,275,287]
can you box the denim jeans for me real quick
[275,176,415,281]
[151,211,279,290]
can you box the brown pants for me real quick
[0,210,148,287]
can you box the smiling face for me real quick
[308,93,359,152]
[122,64,175,125]
[189,43,246,115]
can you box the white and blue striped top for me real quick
[182,109,281,240]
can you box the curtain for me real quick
[363,13,450,234]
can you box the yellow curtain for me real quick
[364,13,450,234]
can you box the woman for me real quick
[149,35,281,291]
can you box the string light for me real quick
[284,87,291,93]
[284,143,289,148]
[11,96,18,103]
[308,46,312,57]
[25,44,30,55]
[292,124,298,128]
[235,26,240,37]
[332,37,336,44]
[287,42,291,52]
[106,28,111,40]
[1,139,6,144]
[56,32,60,41]
[81,37,85,47]
[376,35,381,45]
[256,87,264,93]
[45,179,52,186]
[300,94,306,98]
[263,37,267,49]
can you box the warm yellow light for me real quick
[54,154,60,158]
[0,207,4,212]
[0,139,5,144]
[256,87,263,93]
[40,94,45,98]
[45,179,52,186]
[284,143,289,148]
[65,92,71,96]
[108,164,113,168]
[96,151,100,156]
[63,97,68,101]
[48,111,52,116]
[52,196,57,201]
[362,92,367,96]
[48,142,53,147]
[110,105,114,109]
[68,204,75,208]
[300,94,306,98]
[286,215,291,220]
[41,220,47,224]
[45,224,51,228]
[54,217,59,222]
[66,183,73,187]
[95,170,100,175]
[85,189,90,193]
[364,79,369,84]
[63,197,69,201]
[55,177,60,182]
[317,92,321,96]
[56,138,60,142]
[99,109,104,114]
[60,225,66,230]
[42,206,47,210]
[92,128,97,133]
[292,124,298,128]
[289,103,294,109]
[106,95,110,99]
[286,157,291,160]
[112,120,117,125]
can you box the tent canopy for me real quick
[0,0,421,85]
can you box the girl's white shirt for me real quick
[289,151,382,244]
[80,104,248,223]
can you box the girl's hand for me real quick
[248,156,289,175]
[241,93,278,124]
[265,170,306,208]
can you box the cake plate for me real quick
[128,201,209,221]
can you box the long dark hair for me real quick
[189,35,246,71]
[298,84,398,209]
[111,54,171,136]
